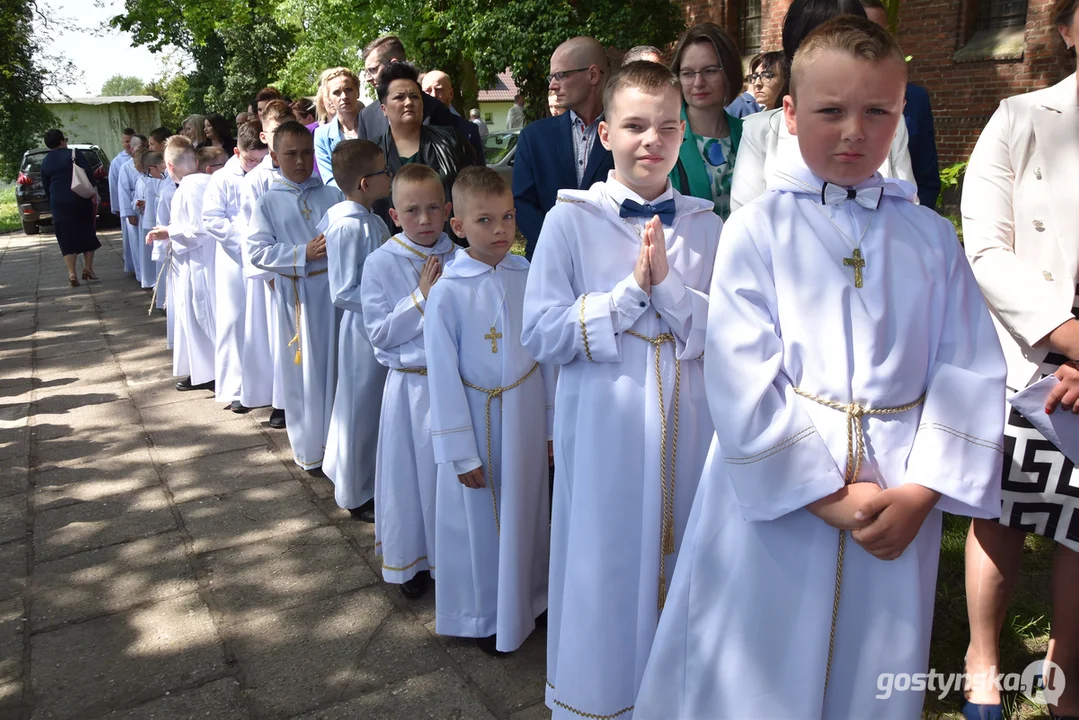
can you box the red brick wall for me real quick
[677,0,1076,163]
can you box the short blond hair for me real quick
[163,135,196,171]
[391,163,444,205]
[790,15,906,96]
[321,67,360,92]
[451,166,510,213]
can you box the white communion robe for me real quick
[167,173,216,385]
[249,175,343,469]
[118,156,141,276]
[360,232,456,584]
[155,180,177,348]
[137,174,160,291]
[633,161,1007,720]
[520,175,721,720]
[426,249,552,652]
[202,155,249,405]
[238,155,281,409]
[321,201,390,510]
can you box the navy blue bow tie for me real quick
[619,198,676,226]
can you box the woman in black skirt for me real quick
[39,129,101,287]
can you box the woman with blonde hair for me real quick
[960,2,1079,718]
[313,66,364,185]
[181,114,208,148]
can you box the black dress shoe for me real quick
[176,378,215,392]
[229,401,250,414]
[399,570,429,599]
[348,499,375,523]
[268,408,286,429]
[476,634,510,657]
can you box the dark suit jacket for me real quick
[358,93,485,167]
[903,83,941,209]
[513,113,615,259]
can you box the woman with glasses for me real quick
[668,23,746,219]
[749,51,786,112]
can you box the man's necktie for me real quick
[619,197,676,226]
[820,182,884,210]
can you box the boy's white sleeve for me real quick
[248,196,305,276]
[706,209,845,522]
[201,174,242,264]
[903,217,1006,518]
[326,218,380,313]
[648,216,721,360]
[359,252,427,367]
[522,206,645,365]
[424,284,482,469]
[167,185,211,254]
[540,363,557,440]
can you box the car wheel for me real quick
[22,220,39,235]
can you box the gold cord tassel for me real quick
[658,575,668,610]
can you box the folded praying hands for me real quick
[632,216,668,295]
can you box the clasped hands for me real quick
[632,216,669,295]
[808,482,941,561]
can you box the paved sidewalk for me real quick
[0,228,550,719]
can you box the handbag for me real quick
[70,149,96,199]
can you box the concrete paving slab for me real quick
[229,589,444,720]
[509,702,552,720]
[141,397,255,429]
[30,377,126,402]
[0,598,24,700]
[34,349,123,387]
[0,455,29,498]
[202,526,378,627]
[98,677,249,720]
[161,445,294,504]
[30,593,227,720]
[147,419,268,466]
[0,494,27,544]
[32,398,142,443]
[34,337,111,361]
[33,487,176,562]
[34,470,162,513]
[31,389,127,421]
[32,531,198,630]
[29,424,151,469]
[177,480,326,554]
[291,668,497,720]
[432,622,548,714]
[0,540,27,601]
[30,446,155,489]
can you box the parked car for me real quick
[16,144,112,235]
[485,130,519,184]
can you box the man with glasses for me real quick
[352,36,485,167]
[512,36,614,259]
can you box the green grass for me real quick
[0,187,21,234]
[925,515,1054,719]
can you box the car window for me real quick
[484,134,518,165]
[21,152,49,174]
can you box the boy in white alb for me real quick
[321,139,392,521]
[152,160,178,348]
[634,19,1007,720]
[520,62,721,719]
[426,167,552,656]
[137,150,164,293]
[131,149,156,290]
[147,136,217,393]
[119,134,145,277]
[202,121,269,412]
[359,163,456,600]
[240,103,293,426]
[248,120,343,471]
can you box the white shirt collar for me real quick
[602,170,674,215]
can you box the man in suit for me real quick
[513,36,615,259]
[358,36,485,165]
[863,0,941,208]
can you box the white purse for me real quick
[70,149,96,199]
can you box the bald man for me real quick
[512,36,614,258]
[421,70,460,117]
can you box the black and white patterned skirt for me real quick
[999,289,1079,551]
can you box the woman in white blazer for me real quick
[728,0,915,212]
[961,2,1078,717]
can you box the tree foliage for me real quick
[112,0,685,123]
[0,1,58,180]
[100,74,147,96]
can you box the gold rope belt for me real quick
[625,330,681,611]
[461,362,540,537]
[394,366,428,376]
[147,244,171,315]
[791,387,925,693]
[285,268,328,364]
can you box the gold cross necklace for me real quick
[469,265,508,353]
[273,179,314,221]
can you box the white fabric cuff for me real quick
[453,457,483,475]
[609,273,650,332]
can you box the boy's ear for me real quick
[449,216,466,239]
[444,201,453,219]
[598,120,611,151]
[233,147,240,157]
[783,95,797,137]
[270,149,278,166]
[358,177,368,194]
[388,207,401,228]
[260,131,268,146]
